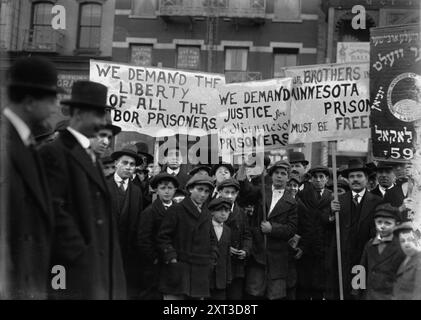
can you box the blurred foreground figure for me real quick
[1,57,60,299]
[39,81,126,299]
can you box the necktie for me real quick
[119,180,126,193]
[353,194,360,206]
[171,172,176,176]
[86,147,96,164]
[317,192,322,200]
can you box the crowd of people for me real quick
[1,56,420,300]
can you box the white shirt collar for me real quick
[352,188,366,200]
[162,201,173,208]
[379,184,395,193]
[212,220,223,228]
[167,167,180,175]
[3,108,32,146]
[272,185,285,193]
[114,172,129,185]
[67,127,91,149]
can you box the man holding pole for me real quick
[328,159,382,300]
[237,160,297,300]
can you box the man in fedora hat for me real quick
[289,151,310,184]
[108,145,144,299]
[370,162,396,199]
[295,165,334,300]
[1,56,59,299]
[328,158,383,300]
[383,162,413,216]
[39,80,126,299]
[237,160,298,300]
[133,142,154,208]
[101,155,116,178]
[90,111,121,158]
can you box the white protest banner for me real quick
[284,62,370,144]
[217,78,292,156]
[89,60,225,137]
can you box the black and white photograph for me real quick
[0,0,420,313]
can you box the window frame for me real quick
[224,47,248,72]
[176,45,201,71]
[77,1,103,50]
[130,44,154,66]
[273,49,298,78]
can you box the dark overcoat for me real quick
[157,197,218,298]
[210,224,232,290]
[39,130,126,299]
[107,177,143,298]
[136,198,170,299]
[327,190,383,300]
[393,252,421,300]
[359,236,405,300]
[225,203,252,279]
[1,119,54,299]
[296,185,333,293]
[243,180,298,280]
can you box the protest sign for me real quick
[89,60,225,137]
[370,23,421,161]
[284,62,370,144]
[216,78,292,156]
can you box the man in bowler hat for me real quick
[1,56,59,299]
[39,81,126,299]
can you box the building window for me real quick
[225,48,248,71]
[273,50,297,78]
[131,0,157,17]
[176,46,201,70]
[31,1,54,42]
[274,0,301,21]
[78,3,102,49]
[130,45,153,66]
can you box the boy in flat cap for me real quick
[1,56,59,299]
[237,160,298,300]
[137,173,179,300]
[358,203,405,300]
[108,146,144,299]
[296,165,333,300]
[208,198,233,300]
[392,222,421,300]
[189,164,212,177]
[217,178,252,300]
[210,162,235,200]
[157,175,218,300]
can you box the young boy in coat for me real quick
[359,203,405,300]
[157,174,218,300]
[137,173,179,299]
[237,160,298,300]
[217,178,252,300]
[208,197,233,300]
[392,222,421,300]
